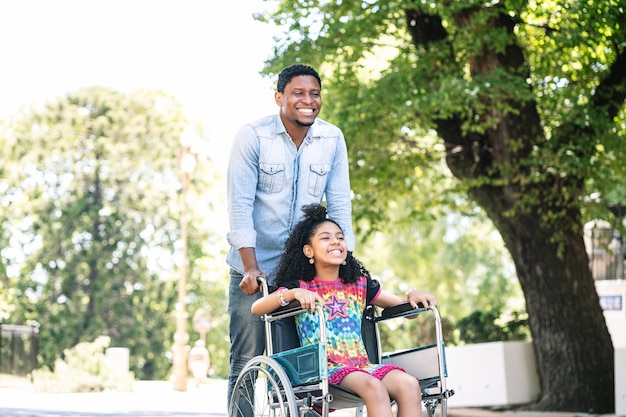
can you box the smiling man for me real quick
[225,64,355,413]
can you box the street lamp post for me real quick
[172,128,198,392]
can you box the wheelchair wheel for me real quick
[229,356,299,417]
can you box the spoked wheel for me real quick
[229,356,299,417]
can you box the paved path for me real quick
[0,379,620,417]
[0,380,228,417]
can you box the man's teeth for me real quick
[299,109,314,114]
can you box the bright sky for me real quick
[0,0,280,159]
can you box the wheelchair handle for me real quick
[256,276,268,290]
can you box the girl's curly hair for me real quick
[274,204,371,287]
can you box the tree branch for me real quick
[590,44,626,121]
[404,7,448,47]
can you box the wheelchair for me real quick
[229,278,454,417]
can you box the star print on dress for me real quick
[293,277,402,385]
[326,295,348,320]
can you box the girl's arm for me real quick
[251,287,324,316]
[374,289,438,310]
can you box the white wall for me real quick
[442,282,623,409]
[617,348,626,415]
[105,347,130,375]
[595,280,626,349]
[444,341,540,408]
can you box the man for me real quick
[226,64,355,407]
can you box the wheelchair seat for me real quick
[269,304,368,410]
[228,280,454,417]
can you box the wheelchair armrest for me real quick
[257,277,308,321]
[264,300,312,322]
[275,300,303,314]
[378,302,429,321]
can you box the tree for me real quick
[360,194,525,351]
[359,189,522,326]
[0,87,203,380]
[258,0,625,411]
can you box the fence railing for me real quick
[585,221,625,280]
[0,321,39,379]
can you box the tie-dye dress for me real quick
[284,276,404,385]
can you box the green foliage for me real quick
[0,86,227,380]
[32,336,134,393]
[260,0,626,233]
[1,87,185,380]
[353,171,525,349]
[257,0,624,410]
[359,190,523,325]
[186,266,230,379]
[377,308,456,355]
[455,309,530,344]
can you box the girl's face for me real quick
[304,221,348,266]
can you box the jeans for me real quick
[227,269,265,409]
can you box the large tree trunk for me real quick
[472,188,615,412]
[406,5,616,413]
[441,114,616,411]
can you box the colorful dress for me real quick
[284,276,404,385]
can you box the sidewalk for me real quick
[449,410,579,417]
[0,379,227,416]
[0,378,620,417]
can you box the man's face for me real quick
[275,75,322,127]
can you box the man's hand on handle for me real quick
[239,270,265,295]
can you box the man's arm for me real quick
[226,124,264,295]
[238,247,264,295]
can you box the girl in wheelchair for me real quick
[251,204,438,417]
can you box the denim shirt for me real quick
[226,114,355,281]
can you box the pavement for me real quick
[0,378,621,417]
[0,379,225,417]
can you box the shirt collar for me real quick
[274,114,319,143]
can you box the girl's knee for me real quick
[367,378,389,393]
[407,376,421,391]
[392,375,422,402]
[342,372,390,403]
[363,378,391,402]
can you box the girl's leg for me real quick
[381,370,422,417]
[339,372,394,417]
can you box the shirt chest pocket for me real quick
[259,163,285,194]
[308,164,331,197]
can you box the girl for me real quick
[251,204,437,417]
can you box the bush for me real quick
[455,309,530,344]
[32,336,134,393]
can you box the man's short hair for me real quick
[277,64,322,93]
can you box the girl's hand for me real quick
[406,289,437,310]
[293,288,324,312]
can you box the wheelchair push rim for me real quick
[229,355,299,417]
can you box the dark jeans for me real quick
[227,269,265,409]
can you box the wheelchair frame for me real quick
[228,278,454,417]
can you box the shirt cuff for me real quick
[227,228,257,249]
